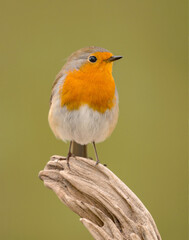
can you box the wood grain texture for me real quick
[39,156,161,240]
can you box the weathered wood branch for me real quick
[39,156,161,240]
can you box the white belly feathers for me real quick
[48,93,119,145]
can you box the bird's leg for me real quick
[92,141,100,165]
[66,141,73,168]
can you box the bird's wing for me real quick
[50,69,66,106]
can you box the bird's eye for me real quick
[89,56,97,63]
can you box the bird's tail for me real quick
[72,141,87,158]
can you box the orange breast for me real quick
[59,64,116,113]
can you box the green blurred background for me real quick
[0,0,188,239]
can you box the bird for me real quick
[48,46,122,167]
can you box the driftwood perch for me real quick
[39,156,161,240]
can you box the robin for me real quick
[48,46,122,167]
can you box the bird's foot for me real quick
[95,159,100,166]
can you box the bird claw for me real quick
[95,159,100,166]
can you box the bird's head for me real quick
[63,46,122,74]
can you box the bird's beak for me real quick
[106,55,123,62]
